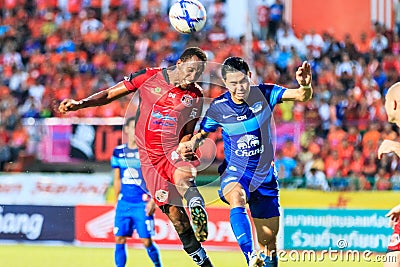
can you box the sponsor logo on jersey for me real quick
[152,87,162,95]
[181,94,193,107]
[235,135,264,157]
[249,102,263,114]
[236,115,247,121]
[155,189,169,203]
[148,105,179,134]
[189,108,198,119]
[122,168,143,186]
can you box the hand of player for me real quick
[145,198,156,216]
[176,141,196,161]
[378,140,400,159]
[58,99,81,114]
[386,204,400,227]
[296,61,312,87]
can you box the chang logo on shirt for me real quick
[235,135,264,157]
[122,168,142,186]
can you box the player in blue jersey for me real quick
[112,117,162,267]
[177,57,312,267]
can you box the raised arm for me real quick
[58,81,131,114]
[281,61,313,102]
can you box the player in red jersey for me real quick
[378,82,400,267]
[58,47,214,267]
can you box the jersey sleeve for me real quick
[200,102,221,132]
[110,148,119,168]
[122,68,158,92]
[259,83,287,110]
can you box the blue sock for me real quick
[230,207,254,263]
[264,255,278,267]
[146,243,162,267]
[115,244,127,267]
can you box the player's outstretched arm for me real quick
[378,140,400,159]
[177,129,209,161]
[58,81,131,114]
[386,204,400,227]
[281,61,313,102]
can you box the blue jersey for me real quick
[200,83,286,195]
[111,144,149,203]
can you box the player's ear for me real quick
[248,71,252,79]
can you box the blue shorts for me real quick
[114,200,154,238]
[218,168,280,219]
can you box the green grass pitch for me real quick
[0,244,386,267]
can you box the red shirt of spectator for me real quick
[327,125,347,149]
[337,139,354,160]
[281,139,298,158]
[362,123,381,150]
[324,150,343,178]
[350,150,364,174]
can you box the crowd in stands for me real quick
[0,0,399,191]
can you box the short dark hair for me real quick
[125,117,136,127]
[179,47,207,62]
[221,57,250,80]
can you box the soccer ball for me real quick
[169,0,207,34]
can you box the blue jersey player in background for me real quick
[178,57,312,267]
[112,117,162,267]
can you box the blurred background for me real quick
[0,0,399,265]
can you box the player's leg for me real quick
[115,236,128,267]
[250,195,280,267]
[173,164,208,242]
[135,209,162,267]
[384,251,400,267]
[141,238,162,267]
[222,182,255,264]
[161,204,213,267]
[253,217,279,267]
[114,204,133,267]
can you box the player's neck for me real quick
[127,141,137,149]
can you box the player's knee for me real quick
[142,238,153,248]
[224,189,246,207]
[174,166,196,186]
[115,236,127,244]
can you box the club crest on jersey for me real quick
[235,135,264,157]
[249,102,263,114]
[181,94,193,107]
[155,189,169,203]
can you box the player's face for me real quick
[223,71,251,104]
[124,121,136,143]
[176,56,204,87]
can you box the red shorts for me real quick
[140,149,199,207]
[388,222,400,252]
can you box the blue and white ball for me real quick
[169,0,207,34]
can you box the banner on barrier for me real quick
[280,189,400,209]
[0,205,75,242]
[283,209,392,252]
[0,173,112,205]
[75,205,239,249]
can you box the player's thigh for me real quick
[135,215,155,239]
[114,213,134,237]
[383,251,400,267]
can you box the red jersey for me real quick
[123,68,203,164]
